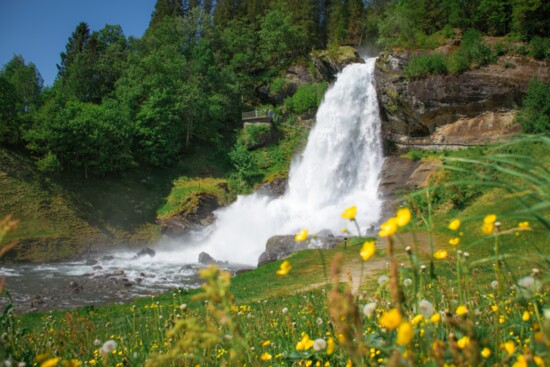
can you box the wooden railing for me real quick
[242,110,274,121]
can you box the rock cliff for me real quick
[374,51,549,143]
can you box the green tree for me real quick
[57,22,90,79]
[150,0,184,26]
[0,76,17,144]
[475,0,512,36]
[511,0,550,38]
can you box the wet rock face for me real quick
[312,46,365,82]
[375,51,550,137]
[256,178,287,198]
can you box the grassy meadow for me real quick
[1,136,549,367]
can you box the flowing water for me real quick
[2,58,384,311]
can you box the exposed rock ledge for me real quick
[375,52,549,140]
[258,234,341,266]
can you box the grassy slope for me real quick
[0,146,230,262]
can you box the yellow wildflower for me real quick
[341,228,348,233]
[456,305,468,316]
[522,311,530,321]
[518,221,529,228]
[396,208,411,227]
[276,260,292,276]
[430,313,441,323]
[326,337,335,356]
[482,214,497,235]
[260,352,272,361]
[534,356,545,367]
[379,309,402,329]
[449,237,460,246]
[295,229,308,242]
[379,217,398,237]
[503,341,516,355]
[360,241,376,261]
[41,359,60,367]
[457,336,470,349]
[448,219,461,231]
[89,361,96,366]
[513,355,528,367]
[481,348,491,358]
[434,249,448,259]
[262,340,271,347]
[396,321,414,346]
[341,206,357,220]
[346,359,352,367]
[411,314,423,325]
[296,333,314,351]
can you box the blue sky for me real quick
[0,1,156,86]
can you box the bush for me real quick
[516,79,550,133]
[405,53,448,79]
[284,82,327,115]
[528,37,550,60]
[460,29,496,67]
[229,142,257,180]
[238,124,273,149]
[36,152,62,174]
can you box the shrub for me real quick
[528,36,550,60]
[284,83,327,115]
[405,53,448,79]
[238,124,273,149]
[460,29,496,67]
[36,152,62,174]
[229,142,257,180]
[516,79,550,133]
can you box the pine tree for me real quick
[57,22,90,79]
[346,0,365,44]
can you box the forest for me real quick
[0,0,549,178]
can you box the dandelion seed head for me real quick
[363,302,377,318]
[101,340,117,354]
[313,338,327,352]
[418,300,434,318]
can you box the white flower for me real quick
[316,317,323,326]
[378,275,389,286]
[313,338,327,352]
[93,339,101,347]
[179,304,187,311]
[490,280,499,289]
[282,307,288,314]
[363,302,377,318]
[403,278,413,287]
[101,340,117,354]
[517,276,541,297]
[418,300,434,318]
[543,309,550,320]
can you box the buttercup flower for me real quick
[379,217,398,237]
[379,309,402,329]
[396,208,411,227]
[518,221,529,229]
[396,322,413,345]
[276,261,292,276]
[448,219,461,231]
[456,305,468,316]
[449,237,460,246]
[295,229,308,242]
[296,333,314,351]
[481,214,497,235]
[434,249,448,259]
[457,336,470,349]
[326,337,335,355]
[260,352,272,361]
[360,241,376,261]
[481,348,491,358]
[40,359,60,367]
[341,206,357,220]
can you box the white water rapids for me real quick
[2,58,384,311]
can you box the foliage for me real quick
[405,53,448,79]
[238,124,273,149]
[284,82,327,115]
[528,36,550,60]
[516,79,550,133]
[229,142,257,180]
[35,152,62,174]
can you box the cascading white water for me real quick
[2,58,385,311]
[166,57,384,265]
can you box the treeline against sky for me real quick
[0,0,548,177]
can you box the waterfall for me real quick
[170,57,384,265]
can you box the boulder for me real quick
[198,252,217,265]
[258,235,341,266]
[135,247,156,258]
[375,51,550,141]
